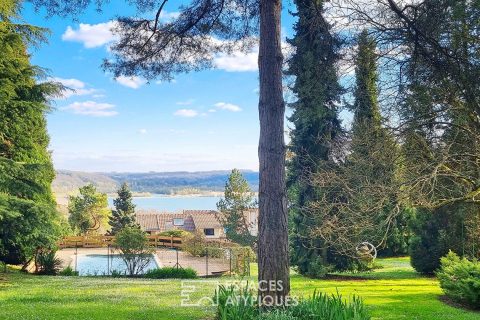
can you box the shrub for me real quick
[215,285,371,320]
[437,251,480,308]
[36,250,63,275]
[409,208,450,274]
[158,230,191,238]
[111,269,123,277]
[115,227,155,276]
[182,232,224,258]
[144,267,197,279]
[59,266,78,276]
[182,231,207,256]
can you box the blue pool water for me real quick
[75,254,158,276]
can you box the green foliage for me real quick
[215,285,258,320]
[115,226,154,276]
[182,231,209,257]
[182,232,224,258]
[409,207,471,274]
[68,184,110,235]
[215,285,370,320]
[59,266,78,276]
[217,169,257,247]
[158,230,191,238]
[108,182,137,235]
[286,0,347,276]
[144,267,197,279]
[437,251,480,308]
[35,249,62,275]
[0,7,62,265]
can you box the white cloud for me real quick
[114,75,146,89]
[208,109,216,113]
[160,10,180,21]
[52,77,98,99]
[214,50,258,72]
[63,101,118,117]
[174,109,198,117]
[138,129,148,134]
[214,102,242,112]
[62,21,117,48]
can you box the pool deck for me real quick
[57,248,230,277]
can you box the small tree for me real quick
[217,169,257,248]
[68,184,110,235]
[115,227,154,276]
[109,182,137,235]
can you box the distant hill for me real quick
[53,170,259,196]
[53,170,119,195]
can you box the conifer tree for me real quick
[217,169,257,247]
[0,0,62,266]
[109,182,138,234]
[348,30,403,254]
[286,0,345,276]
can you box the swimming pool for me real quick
[75,254,159,276]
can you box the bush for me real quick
[59,266,78,276]
[115,227,155,276]
[215,285,370,320]
[144,267,197,279]
[182,231,207,256]
[437,251,480,308]
[36,250,63,275]
[158,230,191,238]
[409,208,451,274]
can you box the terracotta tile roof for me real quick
[183,210,223,230]
[136,209,223,232]
[135,210,195,232]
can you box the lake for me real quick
[108,195,222,211]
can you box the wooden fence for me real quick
[58,235,182,249]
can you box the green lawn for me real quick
[0,257,478,320]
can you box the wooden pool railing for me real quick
[58,235,182,249]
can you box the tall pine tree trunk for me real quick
[257,0,290,304]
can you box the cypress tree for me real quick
[286,0,344,276]
[108,182,138,234]
[349,30,406,255]
[0,1,62,266]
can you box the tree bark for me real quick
[257,0,289,305]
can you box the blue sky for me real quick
[21,1,351,173]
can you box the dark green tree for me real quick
[68,184,110,235]
[109,182,138,234]
[0,0,62,267]
[285,0,346,276]
[216,169,257,247]
[348,30,406,256]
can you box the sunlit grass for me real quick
[0,257,478,319]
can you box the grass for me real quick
[0,257,478,320]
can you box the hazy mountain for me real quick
[53,169,259,196]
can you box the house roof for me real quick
[184,210,223,230]
[135,209,220,233]
[135,210,195,232]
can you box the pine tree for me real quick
[286,0,345,276]
[109,182,138,234]
[216,169,257,247]
[0,1,62,266]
